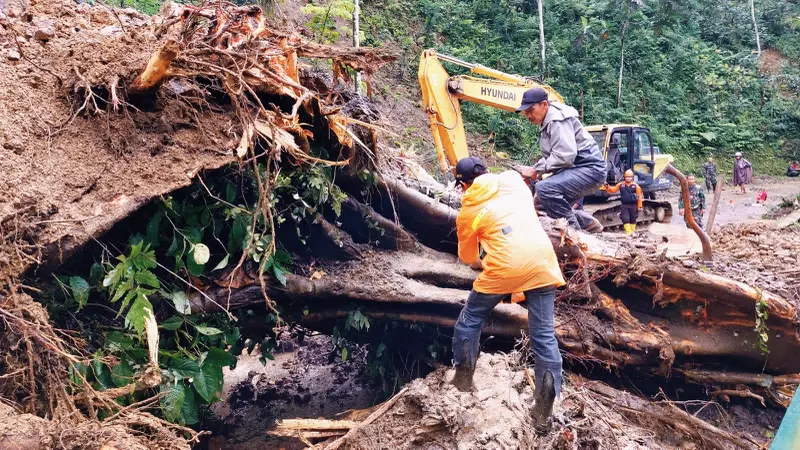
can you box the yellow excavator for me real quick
[418,49,673,228]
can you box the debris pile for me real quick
[704,222,800,300]
[273,353,777,449]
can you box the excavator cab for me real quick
[587,124,671,196]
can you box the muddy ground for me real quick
[204,334,382,450]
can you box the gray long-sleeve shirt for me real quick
[532,102,603,174]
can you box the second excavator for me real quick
[417,49,673,229]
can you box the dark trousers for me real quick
[705,180,717,192]
[535,161,606,229]
[620,204,639,225]
[452,287,562,397]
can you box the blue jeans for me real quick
[452,287,562,397]
[535,161,606,229]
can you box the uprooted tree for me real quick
[0,1,797,449]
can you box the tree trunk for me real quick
[617,21,628,107]
[353,0,362,94]
[537,0,546,78]
[749,0,761,56]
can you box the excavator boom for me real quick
[418,49,561,173]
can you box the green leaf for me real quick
[186,251,205,277]
[169,291,192,315]
[181,385,199,425]
[195,325,223,336]
[160,383,186,423]
[193,363,224,403]
[69,276,90,309]
[161,315,185,331]
[224,327,241,346]
[225,182,237,203]
[125,293,153,336]
[111,359,134,387]
[228,216,247,254]
[119,289,138,316]
[110,276,133,303]
[69,362,88,385]
[91,353,114,390]
[192,243,211,265]
[146,210,164,247]
[134,270,160,289]
[272,265,287,286]
[105,331,134,351]
[204,347,236,369]
[212,254,230,271]
[169,357,201,379]
[102,268,119,288]
[341,347,348,362]
[89,263,104,283]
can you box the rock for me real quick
[99,25,122,36]
[32,18,56,41]
[682,259,699,269]
[1,0,28,17]
[16,36,27,46]
[7,49,21,61]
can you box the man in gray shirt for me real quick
[514,88,606,232]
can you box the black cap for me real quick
[515,87,549,112]
[455,157,487,184]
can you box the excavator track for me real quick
[584,199,673,230]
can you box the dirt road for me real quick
[666,175,800,228]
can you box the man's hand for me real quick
[638,207,643,211]
[678,209,684,216]
[513,165,538,180]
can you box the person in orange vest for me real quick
[604,169,643,235]
[452,156,566,432]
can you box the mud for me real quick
[0,0,237,279]
[342,352,780,450]
[205,334,382,450]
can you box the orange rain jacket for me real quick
[456,171,565,300]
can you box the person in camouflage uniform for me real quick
[678,174,706,229]
[701,156,717,193]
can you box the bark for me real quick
[537,0,546,78]
[706,174,724,233]
[617,20,628,107]
[749,0,761,56]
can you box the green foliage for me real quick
[362,0,800,174]
[101,241,159,336]
[302,0,357,43]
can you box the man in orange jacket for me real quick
[452,156,566,432]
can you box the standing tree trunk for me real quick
[617,20,628,107]
[749,0,761,56]
[353,0,362,94]
[537,0,546,79]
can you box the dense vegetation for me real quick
[361,0,800,174]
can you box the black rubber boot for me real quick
[532,370,556,433]
[450,362,475,392]
[450,340,476,392]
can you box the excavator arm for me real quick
[418,49,563,173]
